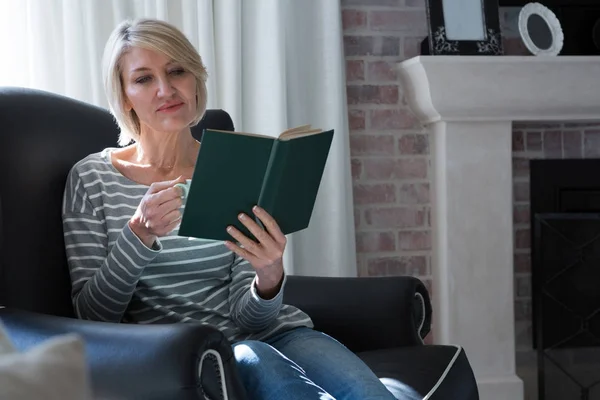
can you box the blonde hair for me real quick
[102,18,208,146]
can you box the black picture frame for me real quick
[423,0,503,55]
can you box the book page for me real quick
[279,124,312,136]
[279,129,323,141]
[209,125,322,140]
[279,126,322,140]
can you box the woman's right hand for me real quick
[128,176,187,248]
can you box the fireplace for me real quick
[531,159,600,400]
[397,55,600,400]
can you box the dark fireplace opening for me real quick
[531,159,600,400]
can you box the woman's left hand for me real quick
[224,206,286,299]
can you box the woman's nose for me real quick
[157,77,175,97]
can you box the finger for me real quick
[148,175,187,195]
[151,187,184,208]
[148,209,181,234]
[252,206,286,245]
[142,196,181,225]
[226,225,263,257]
[154,196,182,219]
[161,209,181,225]
[224,240,260,266]
[237,212,276,248]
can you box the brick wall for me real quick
[342,0,433,314]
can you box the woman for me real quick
[62,18,402,400]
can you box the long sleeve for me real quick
[227,254,286,333]
[62,169,161,322]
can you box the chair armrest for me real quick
[283,276,432,352]
[0,308,248,400]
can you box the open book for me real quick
[178,125,334,241]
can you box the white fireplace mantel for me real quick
[400,55,600,123]
[397,55,600,400]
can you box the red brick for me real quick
[342,0,399,5]
[403,36,424,59]
[370,109,418,130]
[514,253,530,273]
[503,37,530,56]
[347,85,399,105]
[367,61,397,82]
[513,130,525,152]
[357,259,367,277]
[398,230,431,250]
[346,60,365,82]
[512,157,529,178]
[513,204,530,224]
[356,231,396,252]
[514,182,530,202]
[363,158,427,180]
[584,130,600,157]
[515,299,531,321]
[342,10,367,30]
[543,130,562,158]
[515,228,530,250]
[398,134,429,155]
[367,258,387,276]
[398,183,429,204]
[354,209,361,228]
[369,10,427,33]
[344,36,400,56]
[563,130,582,158]
[367,255,427,276]
[365,207,425,228]
[353,183,396,205]
[526,132,542,152]
[348,109,365,131]
[350,135,395,156]
[351,158,362,179]
[515,275,531,298]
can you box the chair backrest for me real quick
[0,87,233,317]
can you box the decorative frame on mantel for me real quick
[424,0,503,55]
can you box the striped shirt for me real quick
[61,148,313,343]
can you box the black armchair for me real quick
[0,87,479,400]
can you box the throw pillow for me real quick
[0,320,92,400]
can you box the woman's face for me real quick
[120,46,198,135]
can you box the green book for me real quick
[178,125,334,241]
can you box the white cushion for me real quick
[0,321,92,400]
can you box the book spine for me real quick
[257,140,289,220]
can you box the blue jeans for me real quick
[232,327,420,400]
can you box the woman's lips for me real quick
[158,102,184,112]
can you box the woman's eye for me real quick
[135,76,151,84]
[170,68,185,76]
